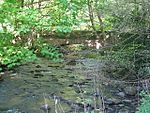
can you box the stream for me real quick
[0,56,141,113]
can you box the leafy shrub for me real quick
[40,44,63,62]
[99,44,150,76]
[0,33,14,45]
[31,38,63,62]
[136,92,150,113]
[0,46,37,70]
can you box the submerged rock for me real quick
[118,108,130,113]
[36,65,42,68]
[106,107,116,113]
[105,98,122,105]
[40,104,51,112]
[124,86,137,96]
[48,63,64,67]
[117,92,125,98]
[5,109,25,113]
[33,73,44,78]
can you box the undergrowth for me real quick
[98,36,150,113]
[136,92,150,113]
[32,38,63,62]
[0,46,37,71]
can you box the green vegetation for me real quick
[31,38,63,61]
[0,0,150,112]
[40,44,63,62]
[0,46,36,70]
[136,92,150,113]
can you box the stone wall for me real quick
[43,31,119,48]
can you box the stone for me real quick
[106,107,116,113]
[10,73,17,76]
[117,92,125,98]
[48,63,64,67]
[40,104,51,111]
[118,108,130,113]
[6,109,13,113]
[105,99,113,105]
[118,104,125,107]
[122,99,132,103]
[33,74,44,78]
[105,98,122,105]
[36,65,41,68]
[30,70,34,73]
[124,86,137,96]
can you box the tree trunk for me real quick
[87,0,100,39]
[21,0,24,8]
[97,11,106,44]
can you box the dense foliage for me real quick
[0,46,36,70]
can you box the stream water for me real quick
[0,57,140,113]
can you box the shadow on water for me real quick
[0,58,140,113]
